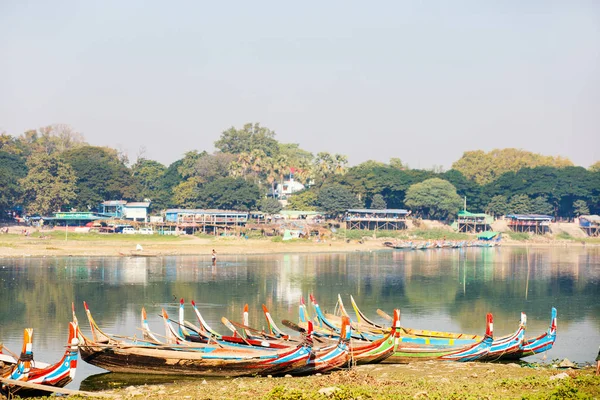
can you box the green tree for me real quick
[507,194,532,214]
[20,154,77,215]
[196,178,261,211]
[0,151,27,219]
[278,143,313,170]
[486,195,508,217]
[530,196,554,215]
[452,148,573,185]
[443,169,485,212]
[589,161,600,173]
[16,124,86,157]
[130,158,171,210]
[404,178,462,220]
[179,151,235,183]
[258,197,282,214]
[370,194,387,209]
[63,146,138,210]
[389,158,407,170]
[172,178,202,208]
[573,200,589,217]
[317,184,361,217]
[286,190,319,211]
[214,123,279,157]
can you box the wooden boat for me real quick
[76,303,314,377]
[1,322,79,397]
[347,296,553,361]
[289,316,351,375]
[348,295,481,342]
[386,313,494,363]
[309,295,478,347]
[163,301,354,374]
[175,300,292,349]
[496,307,557,360]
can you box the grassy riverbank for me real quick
[0,228,598,258]
[69,362,600,399]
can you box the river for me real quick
[0,246,598,390]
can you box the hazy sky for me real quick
[1,1,599,169]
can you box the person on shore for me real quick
[596,345,600,375]
[211,249,217,266]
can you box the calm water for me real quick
[0,246,599,390]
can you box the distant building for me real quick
[161,209,249,234]
[506,214,553,235]
[579,215,600,237]
[345,209,410,230]
[100,200,151,221]
[454,211,494,233]
[270,179,305,198]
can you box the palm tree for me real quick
[333,154,348,175]
[264,158,278,197]
[250,149,266,184]
[236,152,252,179]
[228,161,244,178]
[274,155,290,193]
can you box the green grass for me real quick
[28,231,189,242]
[556,232,573,240]
[507,231,530,241]
[410,229,471,240]
[333,229,409,241]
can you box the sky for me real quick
[1,1,599,169]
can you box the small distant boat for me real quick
[118,251,162,257]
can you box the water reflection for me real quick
[0,246,598,390]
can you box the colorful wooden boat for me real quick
[497,307,557,360]
[75,303,314,377]
[175,300,292,349]
[346,296,555,361]
[1,322,78,397]
[385,313,494,363]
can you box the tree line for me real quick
[1,123,599,221]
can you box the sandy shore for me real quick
[0,232,595,258]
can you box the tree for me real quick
[16,124,86,157]
[530,196,554,215]
[573,200,589,217]
[0,151,27,219]
[443,169,485,212]
[404,178,462,220]
[131,158,170,209]
[370,194,387,209]
[20,154,77,215]
[179,151,235,183]
[286,190,319,211]
[486,195,508,217]
[172,178,202,208]
[214,123,279,157]
[317,184,361,217]
[589,161,600,173]
[507,194,532,214]
[196,178,261,211]
[63,146,138,210]
[389,158,407,170]
[278,143,313,170]
[258,197,282,214]
[452,148,573,185]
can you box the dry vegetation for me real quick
[59,362,600,400]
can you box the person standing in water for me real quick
[211,249,217,266]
